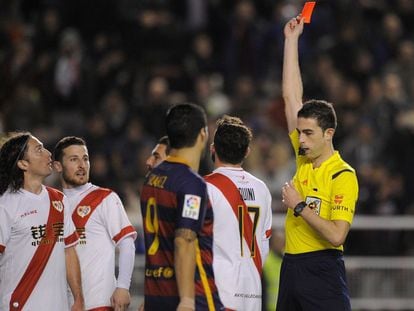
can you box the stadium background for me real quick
[1,0,414,310]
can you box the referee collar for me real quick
[314,150,340,170]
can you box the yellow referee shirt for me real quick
[285,130,359,254]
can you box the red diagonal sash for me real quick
[205,173,262,275]
[72,188,112,228]
[10,187,64,310]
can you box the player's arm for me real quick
[0,205,11,255]
[282,181,351,247]
[283,17,305,134]
[112,236,135,310]
[65,246,85,311]
[174,228,197,311]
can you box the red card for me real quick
[301,2,316,23]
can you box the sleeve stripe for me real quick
[265,229,272,239]
[113,225,137,243]
[332,169,353,180]
[64,231,79,247]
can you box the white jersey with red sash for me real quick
[64,183,137,310]
[205,167,272,311]
[0,186,78,311]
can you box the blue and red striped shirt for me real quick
[140,156,224,310]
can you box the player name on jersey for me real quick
[238,187,255,201]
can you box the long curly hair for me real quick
[0,133,31,195]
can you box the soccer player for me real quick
[0,132,84,311]
[205,115,273,310]
[145,136,170,171]
[53,136,137,311]
[277,17,359,311]
[140,103,224,311]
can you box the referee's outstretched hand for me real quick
[284,16,304,39]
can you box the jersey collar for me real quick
[315,151,340,170]
[165,156,191,167]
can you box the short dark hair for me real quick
[53,136,86,162]
[0,132,31,194]
[298,100,337,131]
[158,135,171,155]
[214,115,252,165]
[165,103,207,149]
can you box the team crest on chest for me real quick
[52,200,64,212]
[77,205,91,218]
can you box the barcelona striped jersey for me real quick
[140,156,224,310]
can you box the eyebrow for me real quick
[67,154,89,158]
[297,128,314,133]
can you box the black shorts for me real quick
[276,249,351,311]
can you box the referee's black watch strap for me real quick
[294,201,307,217]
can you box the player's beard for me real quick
[63,170,89,187]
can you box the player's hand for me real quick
[137,302,144,311]
[111,287,131,311]
[71,297,85,311]
[282,180,302,209]
[176,297,195,311]
[284,16,304,39]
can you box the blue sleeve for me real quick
[175,176,208,234]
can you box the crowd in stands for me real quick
[1,0,414,255]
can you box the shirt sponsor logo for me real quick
[334,194,344,204]
[332,205,350,212]
[182,195,201,220]
[145,266,174,279]
[52,200,63,212]
[76,227,87,244]
[77,205,91,218]
[30,222,64,246]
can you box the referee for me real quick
[276,17,359,311]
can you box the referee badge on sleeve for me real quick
[306,196,321,215]
[182,195,201,220]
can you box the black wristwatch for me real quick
[294,201,307,217]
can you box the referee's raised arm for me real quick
[282,17,305,134]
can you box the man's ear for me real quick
[324,128,335,141]
[201,126,208,141]
[210,143,215,154]
[245,146,251,159]
[197,127,208,146]
[17,159,29,171]
[53,161,63,173]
